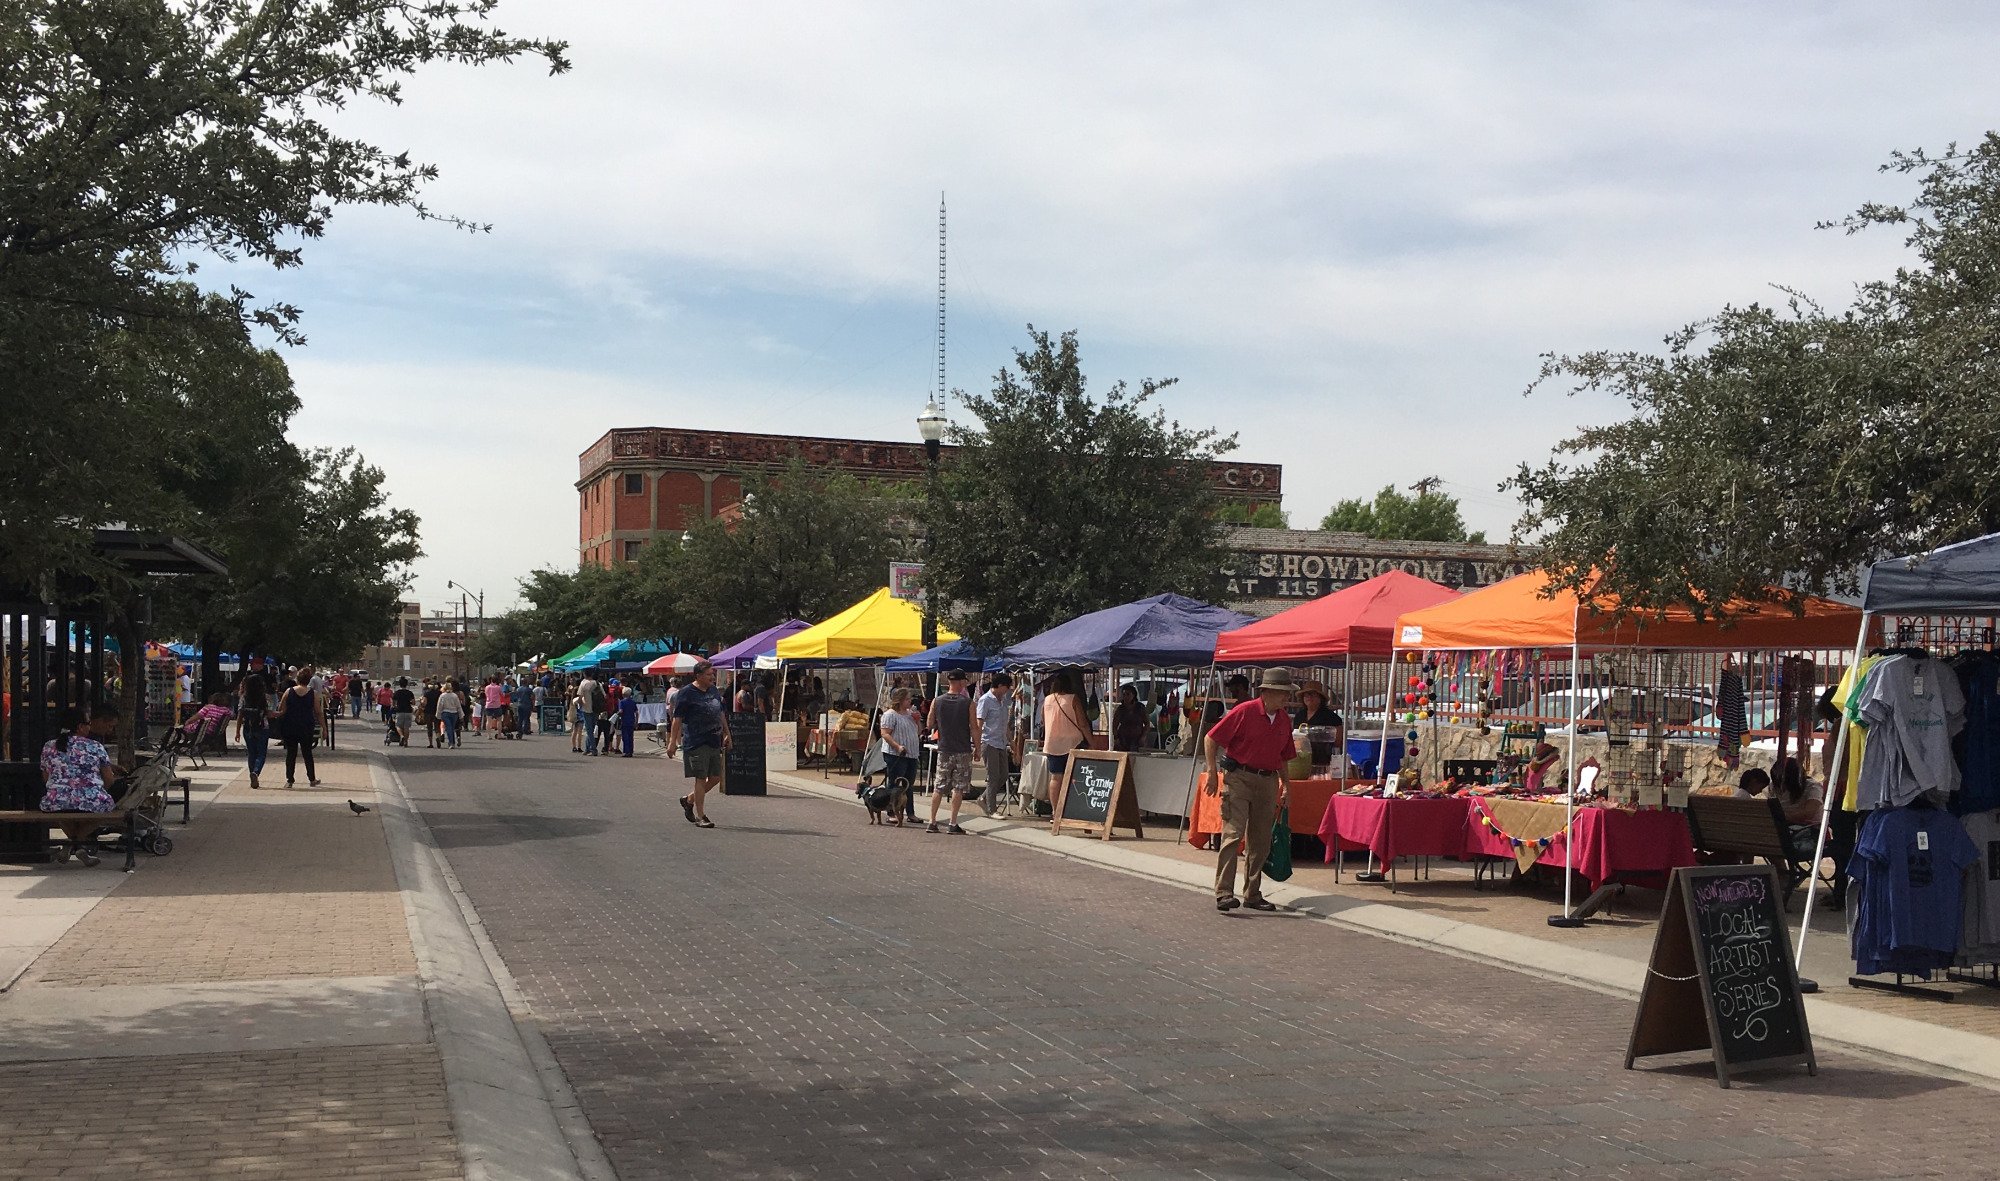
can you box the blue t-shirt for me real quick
[1851,806,1979,959]
[673,686,726,750]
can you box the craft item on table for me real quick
[1472,797,1574,873]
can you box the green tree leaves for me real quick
[921,327,1235,649]
[1319,485,1485,543]
[1508,136,2000,614]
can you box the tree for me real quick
[1506,137,2000,614]
[1319,485,1485,543]
[1216,502,1290,528]
[629,457,917,648]
[0,1,565,591]
[921,327,1236,648]
[496,563,638,662]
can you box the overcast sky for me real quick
[249,1,2000,616]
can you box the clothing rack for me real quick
[1849,972,1956,1002]
[1947,963,2000,990]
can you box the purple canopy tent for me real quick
[710,619,811,670]
[997,593,1255,668]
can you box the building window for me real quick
[623,540,643,562]
[623,473,643,495]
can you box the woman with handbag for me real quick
[1041,670,1093,787]
[270,668,323,787]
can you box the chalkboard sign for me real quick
[1626,864,1815,1088]
[1050,750,1143,841]
[722,711,766,796]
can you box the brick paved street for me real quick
[395,739,2000,1180]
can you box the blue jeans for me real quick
[245,726,269,776]
[440,713,461,746]
[348,697,362,718]
[584,716,600,754]
[618,718,635,755]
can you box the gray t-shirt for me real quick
[1961,809,2000,956]
[977,690,1011,750]
[931,692,973,755]
[1855,655,1965,809]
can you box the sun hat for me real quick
[1257,669,1297,692]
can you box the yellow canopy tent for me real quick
[774,588,956,662]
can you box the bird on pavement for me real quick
[347,800,371,815]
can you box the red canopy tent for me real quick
[1213,570,1460,663]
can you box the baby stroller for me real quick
[54,758,179,866]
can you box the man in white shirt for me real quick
[975,673,1014,818]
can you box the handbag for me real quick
[1262,805,1294,882]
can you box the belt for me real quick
[1219,754,1279,776]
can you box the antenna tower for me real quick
[936,193,947,404]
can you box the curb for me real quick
[372,755,618,1181]
[766,768,2000,1090]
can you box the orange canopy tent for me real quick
[1391,570,1865,652]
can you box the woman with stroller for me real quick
[40,705,127,865]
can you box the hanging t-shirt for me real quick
[1958,809,2000,958]
[1851,806,1978,960]
[1854,656,1965,809]
[1953,654,2000,815]
[1831,655,1883,812]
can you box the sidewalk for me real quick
[0,750,459,1180]
[768,765,2000,1085]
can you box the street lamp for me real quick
[916,399,947,651]
[446,580,484,677]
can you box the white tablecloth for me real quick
[636,703,668,726]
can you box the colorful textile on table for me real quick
[1477,798,1573,873]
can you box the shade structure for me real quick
[1864,531,2000,614]
[642,651,706,675]
[1392,570,1866,652]
[1214,571,1461,664]
[999,593,1255,668]
[774,588,955,662]
[549,636,611,670]
[709,620,810,669]
[885,639,1000,674]
[601,638,679,670]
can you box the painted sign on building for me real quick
[1218,546,1536,602]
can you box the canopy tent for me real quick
[1792,531,2000,978]
[549,636,611,671]
[1214,571,1460,664]
[1863,531,2000,614]
[885,638,1001,674]
[599,638,681,670]
[709,620,810,670]
[999,593,1255,668]
[774,588,954,662]
[642,651,706,676]
[1392,570,1865,652]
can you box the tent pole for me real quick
[1360,646,1401,884]
[1549,626,1586,927]
[1793,611,1871,987]
[1177,662,1218,846]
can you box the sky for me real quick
[244,1,2000,616]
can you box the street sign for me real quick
[888,562,925,603]
[1626,864,1815,1088]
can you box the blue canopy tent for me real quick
[885,639,1001,674]
[600,638,684,671]
[998,593,1255,668]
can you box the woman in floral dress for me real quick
[39,705,124,866]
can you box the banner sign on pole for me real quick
[888,562,926,603]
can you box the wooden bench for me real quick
[1684,794,1826,908]
[0,801,146,870]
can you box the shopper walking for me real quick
[1041,670,1092,788]
[390,678,416,747]
[236,667,271,790]
[575,673,605,754]
[271,668,324,787]
[1203,669,1297,914]
[347,674,366,718]
[435,681,465,748]
[878,688,921,827]
[926,669,976,833]
[482,676,508,739]
[668,661,729,827]
[976,672,1013,817]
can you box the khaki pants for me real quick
[1214,768,1279,903]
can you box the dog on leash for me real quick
[861,780,901,825]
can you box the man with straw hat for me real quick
[1203,668,1297,913]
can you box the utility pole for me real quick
[1408,476,1443,497]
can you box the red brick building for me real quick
[578,427,1282,567]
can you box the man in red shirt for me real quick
[1203,668,1297,913]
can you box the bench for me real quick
[0,764,179,871]
[1684,794,1828,908]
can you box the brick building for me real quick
[578,427,1283,567]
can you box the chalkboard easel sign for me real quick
[722,711,766,796]
[1626,864,1815,1088]
[1050,750,1144,841]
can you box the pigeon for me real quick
[347,800,371,815]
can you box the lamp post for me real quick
[916,399,947,652]
[446,580,483,678]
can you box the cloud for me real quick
[249,0,2000,595]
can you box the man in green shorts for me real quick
[667,660,730,828]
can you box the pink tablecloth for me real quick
[1318,795,1472,863]
[1462,800,1697,890]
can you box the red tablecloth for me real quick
[1318,795,1472,863]
[1186,777,1364,847]
[1462,799,1697,890]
